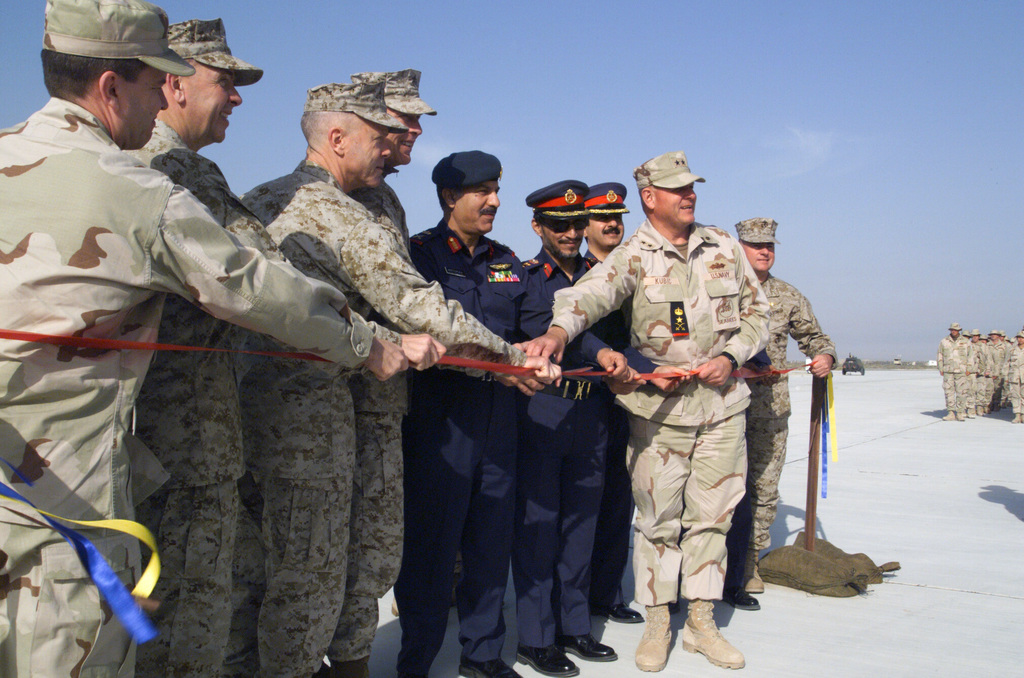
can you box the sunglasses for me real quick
[541,218,588,234]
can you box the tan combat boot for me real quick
[943,410,956,421]
[1014,414,1023,424]
[635,604,671,671]
[956,411,966,421]
[682,600,745,669]
[966,407,976,418]
[743,550,764,594]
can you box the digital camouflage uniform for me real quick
[129,118,279,677]
[242,140,525,674]
[937,330,970,417]
[338,68,438,664]
[745,274,835,552]
[549,218,769,604]
[0,98,374,678]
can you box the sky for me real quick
[2,1,1021,361]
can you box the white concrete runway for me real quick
[370,370,1024,677]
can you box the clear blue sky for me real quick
[3,1,1021,361]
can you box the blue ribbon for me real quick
[821,388,829,498]
[0,461,158,644]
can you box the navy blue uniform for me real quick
[513,250,609,647]
[395,223,527,673]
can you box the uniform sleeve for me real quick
[550,249,640,342]
[721,241,770,364]
[148,185,374,367]
[341,224,526,366]
[789,289,837,363]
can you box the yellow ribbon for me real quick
[826,372,838,462]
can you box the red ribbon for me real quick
[0,329,795,381]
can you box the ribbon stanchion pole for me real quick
[805,375,826,553]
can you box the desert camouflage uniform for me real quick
[0,98,373,678]
[1006,343,1024,415]
[937,334,969,415]
[990,337,1009,409]
[979,342,996,412]
[550,219,768,603]
[746,275,835,553]
[966,338,981,413]
[241,161,525,676]
[126,121,281,678]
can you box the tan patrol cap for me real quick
[949,322,962,331]
[350,69,437,116]
[168,18,263,86]
[304,81,408,132]
[633,150,705,191]
[735,218,781,244]
[43,0,194,77]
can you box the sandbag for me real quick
[758,532,900,597]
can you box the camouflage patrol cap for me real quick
[304,81,408,132]
[43,0,194,76]
[949,322,962,331]
[633,150,705,191]
[168,18,263,86]
[350,69,437,116]
[735,217,781,244]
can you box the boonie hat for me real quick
[168,18,262,86]
[735,217,781,244]
[1016,330,1024,339]
[526,180,590,219]
[585,182,629,215]
[949,322,962,331]
[350,69,437,116]
[431,151,502,189]
[43,0,194,76]
[304,81,407,132]
[970,329,981,337]
[633,150,705,191]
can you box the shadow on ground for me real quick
[979,485,1024,522]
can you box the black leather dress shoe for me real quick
[723,585,761,611]
[516,645,580,677]
[458,657,522,678]
[590,603,644,623]
[555,634,618,662]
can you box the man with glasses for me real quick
[514,181,633,676]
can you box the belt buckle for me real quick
[563,379,590,400]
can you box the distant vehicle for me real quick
[842,355,866,375]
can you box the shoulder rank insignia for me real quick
[543,263,554,278]
[523,258,540,268]
[670,302,689,338]
[447,236,463,253]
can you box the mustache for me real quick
[479,207,498,216]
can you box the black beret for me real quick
[431,151,502,188]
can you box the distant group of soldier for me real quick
[937,324,1024,423]
[1,2,846,678]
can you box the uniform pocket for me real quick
[705,279,741,332]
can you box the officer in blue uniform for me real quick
[396,151,530,678]
[514,180,620,676]
[580,183,648,624]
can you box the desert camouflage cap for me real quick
[43,0,194,76]
[989,329,1002,336]
[350,69,437,116]
[633,150,705,191]
[1016,330,1024,339]
[735,217,781,244]
[970,329,981,336]
[304,81,407,132]
[168,18,263,86]
[949,322,962,331]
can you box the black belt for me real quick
[538,377,594,400]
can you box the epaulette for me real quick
[489,239,516,258]
[409,226,441,246]
[522,258,541,269]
